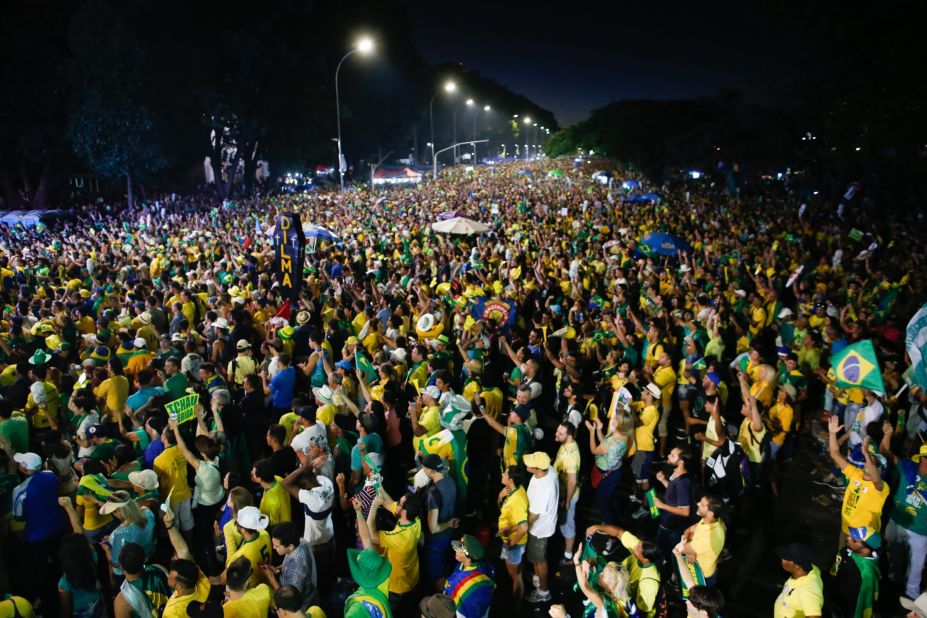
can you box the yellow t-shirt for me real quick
[154,446,192,507]
[498,486,529,546]
[223,584,272,618]
[769,403,793,446]
[652,366,676,407]
[76,492,113,531]
[555,441,581,500]
[94,376,129,418]
[259,478,291,526]
[635,405,658,452]
[689,519,726,578]
[773,566,823,618]
[316,404,337,426]
[162,569,210,618]
[840,465,889,535]
[749,306,767,334]
[379,511,422,594]
[25,381,60,429]
[223,519,243,556]
[412,405,441,453]
[278,412,300,446]
[226,530,272,588]
[737,418,767,464]
[619,531,660,616]
[0,597,34,618]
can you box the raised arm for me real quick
[827,415,849,471]
[880,420,899,465]
[163,508,193,561]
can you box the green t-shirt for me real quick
[0,416,29,453]
[163,372,188,402]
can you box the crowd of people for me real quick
[0,158,926,618]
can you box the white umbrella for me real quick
[431,217,490,235]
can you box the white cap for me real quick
[423,385,441,400]
[30,382,46,405]
[236,506,269,531]
[778,307,794,319]
[14,452,42,471]
[133,337,147,349]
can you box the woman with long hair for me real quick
[497,465,530,610]
[99,490,156,578]
[57,534,103,618]
[586,406,635,525]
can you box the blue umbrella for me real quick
[302,224,339,242]
[637,232,692,257]
[622,192,662,204]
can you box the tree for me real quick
[66,1,166,208]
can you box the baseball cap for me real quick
[523,451,551,470]
[335,360,354,371]
[128,469,159,491]
[848,526,882,550]
[705,372,721,387]
[236,339,251,350]
[236,506,269,531]
[13,452,42,471]
[99,490,133,515]
[363,452,384,472]
[423,385,441,400]
[133,337,147,350]
[777,542,814,571]
[86,424,106,439]
[421,454,448,473]
[452,534,486,560]
[778,307,794,319]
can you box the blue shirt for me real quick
[143,437,165,468]
[270,366,296,409]
[127,386,161,412]
[110,508,156,575]
[13,471,66,542]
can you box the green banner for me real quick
[165,393,199,425]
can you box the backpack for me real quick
[706,439,748,497]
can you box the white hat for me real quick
[423,385,441,400]
[212,317,230,330]
[312,384,334,405]
[128,469,159,491]
[133,337,147,349]
[679,264,692,273]
[236,506,269,531]
[416,313,435,333]
[236,339,251,350]
[138,312,152,324]
[30,382,46,405]
[171,333,184,342]
[645,383,662,399]
[390,348,408,363]
[734,289,747,298]
[14,452,42,472]
[778,307,794,319]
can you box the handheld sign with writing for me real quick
[165,394,199,425]
[273,213,306,304]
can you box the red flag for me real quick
[242,236,252,251]
[273,298,291,321]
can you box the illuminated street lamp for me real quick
[334,36,375,191]
[523,116,531,161]
[429,81,456,165]
[452,98,475,163]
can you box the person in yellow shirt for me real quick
[736,371,768,483]
[274,586,327,618]
[773,543,823,618]
[252,460,291,526]
[410,386,442,453]
[646,352,676,458]
[364,489,424,611]
[93,358,130,421]
[161,508,211,618]
[631,384,660,517]
[225,507,272,588]
[554,422,581,562]
[769,385,796,454]
[495,466,530,609]
[25,368,60,430]
[681,495,726,585]
[748,294,767,336]
[825,415,888,545]
[153,431,193,533]
[223,557,272,618]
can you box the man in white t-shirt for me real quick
[280,463,334,547]
[524,451,559,603]
[848,389,883,449]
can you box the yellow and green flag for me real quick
[829,340,885,393]
[355,350,378,383]
[165,393,199,425]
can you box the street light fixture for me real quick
[452,99,475,163]
[334,36,375,191]
[523,117,531,162]
[429,80,457,164]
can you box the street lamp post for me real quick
[452,98,474,164]
[471,104,490,163]
[429,81,456,168]
[334,36,374,192]
[522,116,531,162]
[432,140,488,179]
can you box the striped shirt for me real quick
[445,561,496,618]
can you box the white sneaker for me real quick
[631,506,649,520]
[532,574,540,589]
[900,596,916,610]
[527,588,552,603]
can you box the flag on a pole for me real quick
[355,350,378,383]
[829,340,885,393]
[906,302,927,391]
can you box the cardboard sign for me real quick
[165,393,199,425]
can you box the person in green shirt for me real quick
[0,401,29,453]
[162,357,188,402]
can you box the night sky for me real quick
[403,0,798,126]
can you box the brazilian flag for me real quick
[829,340,885,393]
[355,350,378,383]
